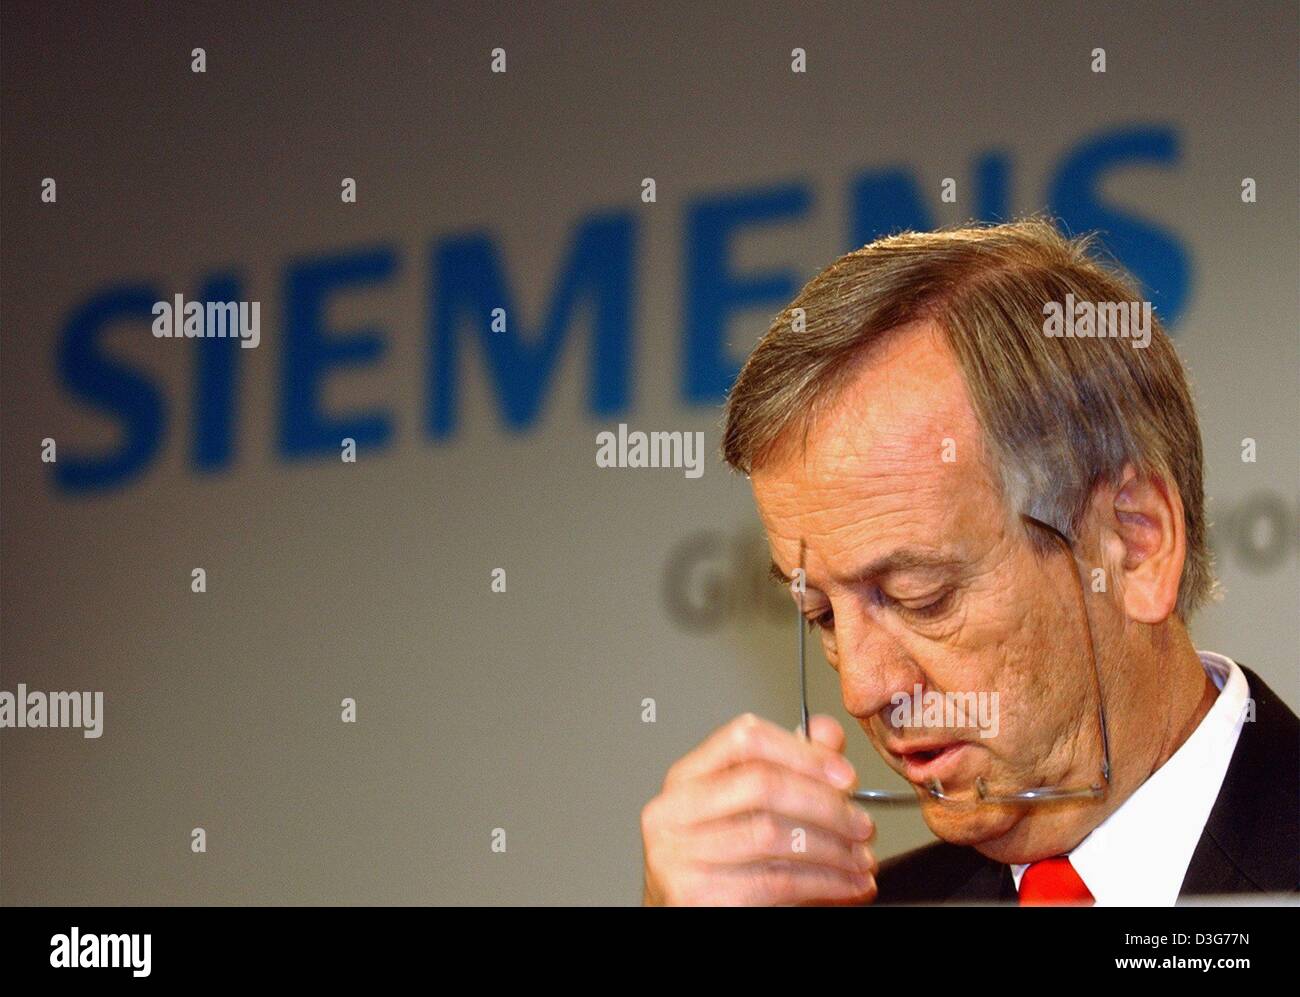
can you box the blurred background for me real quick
[2,0,1296,904]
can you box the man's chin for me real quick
[915,788,1021,846]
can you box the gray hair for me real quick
[721,217,1215,617]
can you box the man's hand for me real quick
[641,712,878,905]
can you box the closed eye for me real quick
[805,608,834,632]
[805,590,954,632]
[885,588,954,620]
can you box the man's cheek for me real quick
[978,691,1001,740]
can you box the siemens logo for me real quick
[51,125,1191,495]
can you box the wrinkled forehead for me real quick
[750,320,1000,561]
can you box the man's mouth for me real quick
[887,741,972,783]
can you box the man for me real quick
[640,219,1298,906]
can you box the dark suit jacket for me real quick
[874,664,1299,904]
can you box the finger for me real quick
[806,713,846,753]
[667,712,857,791]
[675,761,875,841]
[726,860,877,906]
[686,812,876,877]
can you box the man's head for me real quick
[723,219,1214,858]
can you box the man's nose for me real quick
[834,609,924,722]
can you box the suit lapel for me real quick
[1179,664,1299,896]
[946,851,1016,902]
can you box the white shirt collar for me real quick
[1011,651,1250,906]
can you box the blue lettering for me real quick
[429,211,636,436]
[191,274,244,472]
[279,247,397,459]
[684,184,810,404]
[1049,125,1191,327]
[848,168,931,247]
[54,286,167,493]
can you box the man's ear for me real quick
[1095,464,1186,624]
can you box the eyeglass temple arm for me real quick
[1020,514,1113,789]
[975,516,1112,803]
[797,540,811,739]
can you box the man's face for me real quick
[752,319,1106,851]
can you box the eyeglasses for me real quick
[795,513,1112,807]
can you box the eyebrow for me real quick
[767,550,963,588]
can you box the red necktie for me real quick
[1018,856,1094,906]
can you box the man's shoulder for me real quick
[875,839,1011,905]
[1183,661,1299,894]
